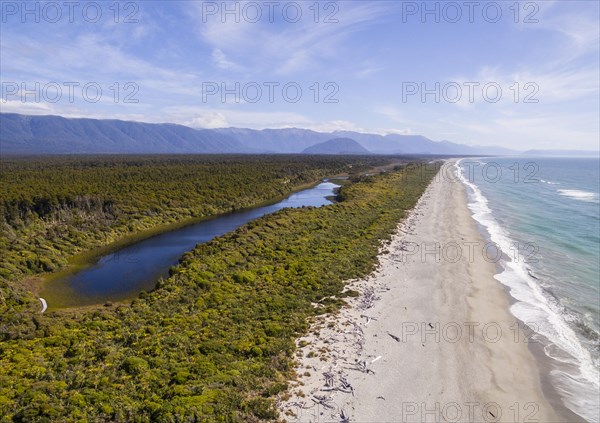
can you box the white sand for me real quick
[280,161,560,423]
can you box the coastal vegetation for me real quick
[0,156,433,421]
[1,155,382,279]
[0,155,390,325]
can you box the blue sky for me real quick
[1,0,599,150]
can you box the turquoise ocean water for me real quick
[457,157,599,422]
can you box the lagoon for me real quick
[41,181,339,308]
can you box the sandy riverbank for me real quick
[279,161,564,423]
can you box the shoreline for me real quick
[280,160,564,422]
[456,159,593,423]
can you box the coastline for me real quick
[280,160,565,422]
[455,158,596,422]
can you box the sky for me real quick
[1,0,599,151]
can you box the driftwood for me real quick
[320,368,355,395]
[357,287,379,310]
[353,359,375,374]
[340,409,350,423]
[312,395,334,409]
[324,371,334,387]
[387,332,401,342]
[360,314,378,326]
[339,375,354,396]
[287,401,310,409]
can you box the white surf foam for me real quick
[455,159,600,423]
[557,189,599,203]
[540,179,559,185]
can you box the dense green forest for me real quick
[0,156,433,421]
[1,155,390,280]
[0,155,392,331]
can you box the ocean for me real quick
[456,157,600,422]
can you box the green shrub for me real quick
[122,357,149,375]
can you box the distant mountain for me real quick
[0,113,245,154]
[1,113,530,156]
[215,127,517,156]
[523,149,600,157]
[302,138,370,155]
[212,127,332,153]
[328,131,517,156]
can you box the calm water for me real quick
[42,182,339,307]
[458,157,599,422]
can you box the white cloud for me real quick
[446,64,599,110]
[300,120,364,133]
[166,106,309,129]
[211,48,240,71]
[354,64,384,79]
[184,111,230,128]
[0,100,55,114]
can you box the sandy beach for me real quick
[280,161,566,423]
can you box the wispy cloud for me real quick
[447,64,599,109]
[211,48,239,70]
[192,1,390,75]
[532,2,600,57]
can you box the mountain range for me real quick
[0,113,242,154]
[211,126,516,155]
[1,113,589,156]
